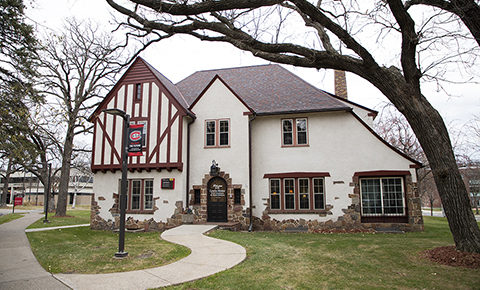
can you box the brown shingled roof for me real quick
[175,64,351,115]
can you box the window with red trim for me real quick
[282,118,308,146]
[205,119,230,147]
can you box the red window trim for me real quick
[125,178,155,214]
[204,118,230,148]
[281,117,309,147]
[266,173,328,212]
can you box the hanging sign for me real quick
[128,124,144,156]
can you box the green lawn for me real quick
[26,209,91,229]
[162,217,479,290]
[0,213,25,225]
[27,227,190,274]
[25,212,479,289]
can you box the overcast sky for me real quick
[25,0,479,133]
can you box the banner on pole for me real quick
[128,124,144,156]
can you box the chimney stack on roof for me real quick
[334,70,348,99]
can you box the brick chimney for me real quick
[334,70,348,99]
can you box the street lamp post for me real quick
[102,108,129,258]
[43,163,52,223]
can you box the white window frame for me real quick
[360,177,405,216]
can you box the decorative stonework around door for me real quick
[189,170,245,223]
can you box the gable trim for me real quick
[188,74,255,113]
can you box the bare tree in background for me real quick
[37,18,130,217]
[106,0,480,252]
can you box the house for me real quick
[88,57,424,232]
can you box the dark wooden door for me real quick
[207,177,227,222]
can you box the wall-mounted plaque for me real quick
[161,178,175,189]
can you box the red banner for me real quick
[128,124,144,156]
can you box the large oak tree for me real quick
[106,0,480,252]
[37,18,129,217]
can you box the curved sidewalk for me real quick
[51,222,246,289]
[0,211,70,290]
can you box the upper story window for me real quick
[205,119,230,147]
[135,83,142,100]
[282,118,308,146]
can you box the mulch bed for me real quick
[422,246,480,269]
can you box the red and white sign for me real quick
[128,124,144,156]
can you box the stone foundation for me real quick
[90,193,184,232]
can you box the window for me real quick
[313,178,325,209]
[193,189,201,205]
[219,120,229,146]
[270,179,280,210]
[284,179,295,209]
[144,180,153,210]
[266,173,329,212]
[122,179,155,212]
[234,188,241,205]
[206,121,215,146]
[299,178,309,209]
[360,177,405,216]
[205,119,230,147]
[282,118,308,146]
[135,83,142,99]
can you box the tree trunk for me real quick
[1,159,13,207]
[55,123,75,217]
[373,70,480,253]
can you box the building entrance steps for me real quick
[54,224,247,290]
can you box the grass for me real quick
[27,227,190,274]
[0,213,25,225]
[27,209,91,229]
[161,217,480,290]
[24,211,480,289]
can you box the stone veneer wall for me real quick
[90,173,424,233]
[189,171,245,224]
[90,193,184,232]
[241,174,424,233]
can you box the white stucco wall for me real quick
[189,79,251,205]
[251,111,417,222]
[93,170,185,223]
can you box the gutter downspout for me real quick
[248,113,257,232]
[185,112,196,207]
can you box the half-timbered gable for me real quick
[90,57,189,173]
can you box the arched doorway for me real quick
[207,176,227,222]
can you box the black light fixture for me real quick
[102,108,129,258]
[210,160,219,177]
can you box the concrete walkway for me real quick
[0,211,70,290]
[0,211,246,290]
